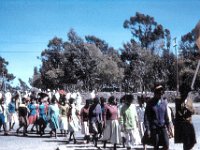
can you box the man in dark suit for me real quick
[144,84,170,150]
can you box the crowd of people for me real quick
[0,83,197,150]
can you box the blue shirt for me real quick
[8,101,15,113]
[144,98,169,130]
[39,104,46,117]
[28,103,37,116]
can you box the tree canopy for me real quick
[0,56,15,91]
[27,14,200,92]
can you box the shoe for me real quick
[74,139,77,144]
[40,132,43,136]
[31,129,35,132]
[94,141,97,147]
[49,131,53,137]
[87,140,90,144]
[4,132,9,136]
[16,129,19,135]
[23,133,28,136]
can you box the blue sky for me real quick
[0,0,200,86]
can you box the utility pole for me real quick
[173,37,179,95]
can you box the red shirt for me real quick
[104,104,118,122]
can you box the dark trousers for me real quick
[151,127,169,150]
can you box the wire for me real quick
[0,51,42,53]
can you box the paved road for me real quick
[1,115,200,150]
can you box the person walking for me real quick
[137,95,146,139]
[175,84,196,150]
[137,95,146,150]
[8,97,17,131]
[58,96,69,137]
[80,99,90,143]
[144,84,170,150]
[67,98,80,144]
[37,98,48,136]
[16,97,29,136]
[48,95,60,138]
[120,94,140,150]
[88,97,102,147]
[27,98,38,132]
[102,96,121,150]
[0,96,8,135]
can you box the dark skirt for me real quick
[175,120,196,149]
[182,121,196,149]
[89,122,103,134]
[142,130,154,146]
[19,116,28,126]
[142,127,169,147]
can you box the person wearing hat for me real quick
[143,84,170,150]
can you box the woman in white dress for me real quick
[58,96,69,137]
[67,98,80,144]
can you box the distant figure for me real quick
[80,99,90,143]
[37,98,48,136]
[58,96,69,137]
[17,97,28,136]
[137,95,146,149]
[99,96,106,139]
[137,95,146,138]
[88,97,102,147]
[90,90,96,99]
[14,91,21,112]
[48,95,60,138]
[118,95,126,148]
[67,98,80,144]
[5,91,12,106]
[144,84,170,150]
[175,84,196,150]
[0,96,8,135]
[27,98,38,132]
[8,97,17,131]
